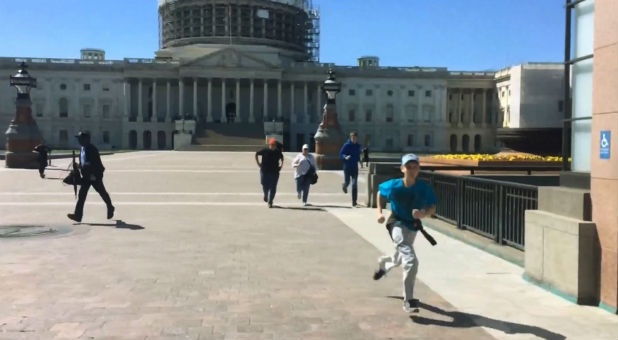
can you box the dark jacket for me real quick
[80,143,105,177]
[339,139,361,169]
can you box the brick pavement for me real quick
[0,151,493,340]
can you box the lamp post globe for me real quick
[4,62,42,168]
[313,68,345,170]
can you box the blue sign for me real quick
[600,130,611,159]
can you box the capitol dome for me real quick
[157,0,319,61]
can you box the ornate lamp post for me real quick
[5,62,42,168]
[313,68,345,170]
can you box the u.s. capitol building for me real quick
[0,0,564,153]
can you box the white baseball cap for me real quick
[401,153,419,165]
[302,144,310,150]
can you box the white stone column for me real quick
[470,89,476,127]
[249,79,255,123]
[315,84,321,122]
[456,89,463,127]
[166,80,171,122]
[263,79,269,121]
[152,79,157,122]
[290,82,296,123]
[433,85,440,122]
[138,79,143,122]
[221,78,226,122]
[236,79,241,123]
[303,82,308,121]
[179,79,184,118]
[123,80,130,120]
[193,78,198,120]
[481,89,487,127]
[277,80,282,120]
[207,78,213,122]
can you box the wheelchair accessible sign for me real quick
[600,130,611,159]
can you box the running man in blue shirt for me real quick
[339,131,362,207]
[373,153,437,313]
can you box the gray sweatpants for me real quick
[378,222,419,301]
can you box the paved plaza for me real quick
[0,151,617,340]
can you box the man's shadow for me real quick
[81,220,144,230]
[303,203,353,209]
[272,205,325,211]
[400,298,565,340]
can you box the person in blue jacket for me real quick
[373,153,437,313]
[339,131,362,207]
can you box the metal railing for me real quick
[418,171,537,250]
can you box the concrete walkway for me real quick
[0,151,616,340]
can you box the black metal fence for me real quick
[418,171,538,250]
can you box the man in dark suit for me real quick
[67,131,115,222]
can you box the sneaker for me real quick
[39,173,45,178]
[352,202,358,208]
[303,202,308,207]
[67,213,82,223]
[297,192,301,199]
[342,183,348,194]
[263,195,268,202]
[373,269,386,280]
[268,202,273,208]
[107,205,115,219]
[403,299,420,313]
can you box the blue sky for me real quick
[0,1,565,71]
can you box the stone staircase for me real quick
[179,122,265,151]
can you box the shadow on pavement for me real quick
[81,220,144,230]
[272,205,325,211]
[305,204,353,209]
[409,301,566,340]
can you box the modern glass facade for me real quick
[570,0,595,172]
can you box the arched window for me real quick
[157,131,166,150]
[450,134,458,153]
[129,130,137,149]
[474,135,482,153]
[462,135,470,153]
[143,130,152,150]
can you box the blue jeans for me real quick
[260,170,279,204]
[343,165,358,204]
[296,176,311,203]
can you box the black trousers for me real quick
[74,175,113,218]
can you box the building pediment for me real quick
[182,47,279,69]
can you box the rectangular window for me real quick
[558,100,564,112]
[348,89,356,96]
[103,131,110,144]
[408,90,415,97]
[102,104,110,118]
[59,130,68,147]
[425,90,432,97]
[103,87,110,92]
[366,89,373,96]
[365,110,372,122]
[348,109,355,122]
[407,134,414,146]
[83,104,91,118]
[35,103,43,117]
[424,134,431,147]
[83,83,91,91]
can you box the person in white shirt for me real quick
[291,144,317,206]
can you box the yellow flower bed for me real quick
[431,154,570,162]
